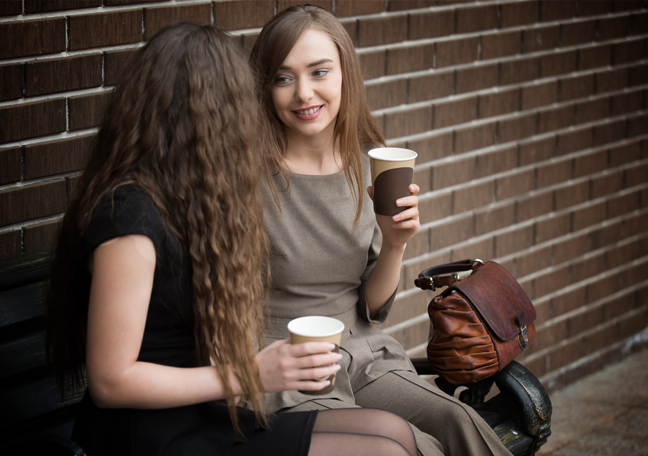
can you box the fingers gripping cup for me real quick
[368,148,418,216]
[288,316,344,395]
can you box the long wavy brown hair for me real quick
[249,5,385,228]
[46,23,270,432]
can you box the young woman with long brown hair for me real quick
[45,23,418,456]
[250,6,511,456]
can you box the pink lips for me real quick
[293,105,322,120]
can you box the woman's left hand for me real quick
[368,184,420,248]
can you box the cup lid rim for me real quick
[287,316,345,337]
[368,147,418,161]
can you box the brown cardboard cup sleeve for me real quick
[368,148,417,216]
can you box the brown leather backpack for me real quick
[414,260,536,384]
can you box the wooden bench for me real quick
[0,248,551,455]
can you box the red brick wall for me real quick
[1,0,647,391]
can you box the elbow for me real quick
[87,373,126,409]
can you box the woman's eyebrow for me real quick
[278,58,334,70]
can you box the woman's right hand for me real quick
[255,339,342,393]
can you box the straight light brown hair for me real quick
[249,4,385,228]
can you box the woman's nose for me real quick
[295,79,313,102]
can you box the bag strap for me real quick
[414,259,483,291]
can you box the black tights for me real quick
[308,408,417,456]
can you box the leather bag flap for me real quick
[448,262,536,342]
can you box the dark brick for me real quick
[418,191,452,224]
[69,11,142,51]
[612,39,646,65]
[407,131,453,163]
[579,44,613,70]
[0,180,67,226]
[456,64,498,94]
[479,89,519,119]
[597,67,629,94]
[429,214,474,251]
[383,105,433,139]
[537,104,574,134]
[24,134,94,180]
[591,170,624,199]
[574,150,608,178]
[278,0,332,13]
[497,169,535,200]
[598,15,631,40]
[540,50,578,78]
[105,49,136,86]
[436,37,479,68]
[0,147,21,185]
[366,80,407,111]
[500,57,539,86]
[625,212,648,236]
[0,19,65,59]
[523,25,560,53]
[335,0,384,17]
[608,192,641,218]
[629,63,648,86]
[0,63,23,101]
[408,71,454,103]
[537,160,571,188]
[0,230,21,259]
[0,0,21,16]
[0,99,66,144]
[433,97,477,129]
[25,55,102,97]
[359,50,386,80]
[495,225,534,257]
[456,5,498,34]
[628,113,648,137]
[540,0,577,21]
[613,1,645,13]
[518,191,554,223]
[453,181,495,213]
[572,201,606,231]
[451,237,494,263]
[67,175,83,199]
[554,233,588,264]
[609,141,642,167]
[580,0,613,16]
[342,21,357,47]
[631,12,648,35]
[358,15,408,47]
[456,123,497,155]
[610,91,643,116]
[556,127,592,155]
[69,92,113,131]
[535,212,571,244]
[561,20,597,46]
[575,97,609,125]
[482,31,522,60]
[555,180,589,211]
[626,162,648,187]
[521,80,558,110]
[475,145,517,178]
[386,44,434,75]
[519,136,555,165]
[408,10,454,40]
[498,112,537,144]
[560,74,594,101]
[104,0,157,4]
[387,0,436,12]
[593,119,627,146]
[25,0,100,13]
[501,1,539,28]
[144,4,211,41]
[431,156,476,190]
[24,220,60,253]
[475,202,516,236]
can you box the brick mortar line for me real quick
[0,0,212,23]
[522,300,648,366]
[0,167,84,193]
[355,9,647,54]
[373,57,648,118]
[0,213,65,236]
[396,204,648,301]
[539,326,648,392]
[0,129,99,154]
[0,85,113,109]
[365,34,648,88]
[0,42,144,66]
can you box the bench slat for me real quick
[0,281,47,329]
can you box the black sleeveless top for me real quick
[71,185,317,456]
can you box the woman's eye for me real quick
[274,75,291,85]
[313,69,329,78]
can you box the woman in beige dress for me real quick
[250,5,512,456]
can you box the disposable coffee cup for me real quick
[288,316,344,395]
[368,147,417,216]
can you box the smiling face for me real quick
[270,28,343,145]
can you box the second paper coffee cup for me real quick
[287,316,344,395]
[368,147,417,216]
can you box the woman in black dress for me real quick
[46,23,417,456]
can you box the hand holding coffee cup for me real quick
[288,316,344,395]
[368,148,418,216]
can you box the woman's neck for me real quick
[283,132,342,175]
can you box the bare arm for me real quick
[85,235,341,409]
[365,184,421,318]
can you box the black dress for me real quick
[70,185,317,456]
